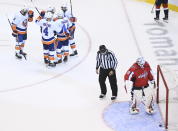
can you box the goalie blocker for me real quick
[124,57,155,114]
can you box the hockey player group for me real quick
[11,4,77,67]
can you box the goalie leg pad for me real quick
[144,87,155,109]
[145,106,155,114]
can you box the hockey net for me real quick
[156,65,178,130]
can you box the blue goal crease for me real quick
[103,102,166,131]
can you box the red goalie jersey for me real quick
[124,61,154,88]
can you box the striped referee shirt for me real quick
[96,50,118,70]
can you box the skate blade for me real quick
[163,20,168,23]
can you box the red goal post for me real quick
[156,65,178,130]
[156,65,169,129]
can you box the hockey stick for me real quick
[6,15,13,31]
[151,0,157,13]
[69,0,73,16]
[151,4,155,13]
[124,84,128,94]
[6,15,27,60]
[30,0,40,15]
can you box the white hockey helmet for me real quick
[45,12,53,20]
[61,3,67,11]
[136,57,145,67]
[20,6,29,15]
[56,11,63,19]
[47,6,56,14]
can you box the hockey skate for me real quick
[63,56,68,62]
[15,53,22,59]
[56,59,62,64]
[70,50,78,56]
[44,58,49,64]
[99,94,106,99]
[130,107,140,114]
[163,17,168,23]
[111,96,117,101]
[146,106,154,115]
[48,62,56,67]
[154,17,159,21]
[20,50,27,60]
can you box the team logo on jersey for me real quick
[22,19,28,27]
[138,71,148,78]
[127,71,130,75]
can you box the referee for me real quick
[96,45,118,100]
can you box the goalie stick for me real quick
[124,84,128,94]
[6,15,27,60]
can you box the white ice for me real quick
[0,0,178,131]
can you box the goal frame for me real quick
[156,65,169,129]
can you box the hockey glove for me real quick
[28,10,34,18]
[40,11,45,18]
[149,80,156,89]
[150,80,155,84]
[69,17,77,22]
[28,10,34,22]
[12,30,18,37]
[54,31,57,36]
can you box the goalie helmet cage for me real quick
[156,65,178,130]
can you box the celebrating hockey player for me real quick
[61,4,78,56]
[154,0,169,21]
[54,12,70,63]
[11,7,34,59]
[35,12,61,67]
[124,57,155,114]
[47,6,56,15]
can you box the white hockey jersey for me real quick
[61,10,76,31]
[12,12,29,34]
[35,18,63,44]
[55,18,70,41]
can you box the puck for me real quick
[159,124,162,127]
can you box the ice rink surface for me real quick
[0,0,178,131]
[104,102,165,131]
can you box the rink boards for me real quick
[103,101,166,131]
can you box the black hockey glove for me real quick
[53,31,57,36]
[28,10,34,18]
[12,30,18,37]
[40,11,45,18]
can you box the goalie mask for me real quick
[136,57,145,67]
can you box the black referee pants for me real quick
[156,0,168,6]
[99,68,118,96]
